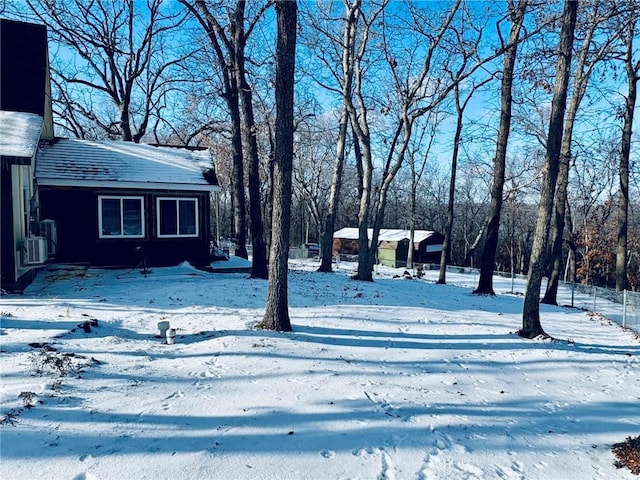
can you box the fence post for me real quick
[593,286,597,313]
[623,289,627,328]
[571,282,575,308]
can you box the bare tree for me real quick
[303,1,542,282]
[196,2,245,261]
[454,165,490,267]
[616,6,639,292]
[354,0,541,282]
[350,0,466,281]
[293,114,342,244]
[406,113,439,270]
[303,0,360,273]
[20,0,189,142]
[233,0,271,277]
[542,0,626,304]
[473,0,528,295]
[180,0,271,264]
[345,0,387,281]
[570,138,618,284]
[256,0,297,332]
[180,0,273,263]
[438,74,492,284]
[520,0,578,339]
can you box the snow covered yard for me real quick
[1,260,638,480]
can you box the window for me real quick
[157,197,198,238]
[98,196,144,238]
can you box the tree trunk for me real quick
[407,221,415,269]
[232,1,268,277]
[474,0,527,295]
[318,8,360,272]
[438,85,464,285]
[563,201,577,283]
[185,0,249,259]
[349,62,375,282]
[354,135,374,281]
[257,0,297,332]
[520,0,577,339]
[264,119,275,254]
[241,88,268,276]
[229,88,249,259]
[540,137,570,305]
[119,100,134,142]
[406,142,418,270]
[543,6,611,304]
[319,1,358,273]
[362,114,414,281]
[318,107,348,273]
[616,17,637,292]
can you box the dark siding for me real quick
[0,19,47,115]
[39,187,212,268]
[333,238,359,256]
[40,188,94,264]
[415,233,445,264]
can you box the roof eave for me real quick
[36,178,220,192]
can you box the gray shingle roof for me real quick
[35,138,218,191]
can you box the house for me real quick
[333,228,444,267]
[35,139,219,269]
[1,19,220,292]
[0,19,54,292]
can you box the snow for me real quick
[0,110,43,158]
[1,260,638,480]
[210,256,253,271]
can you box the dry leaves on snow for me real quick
[612,435,640,475]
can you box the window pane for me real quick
[122,198,142,236]
[179,200,196,235]
[101,198,122,236]
[159,199,177,236]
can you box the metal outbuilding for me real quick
[333,228,444,267]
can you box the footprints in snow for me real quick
[72,474,96,480]
[161,390,185,410]
[496,461,525,480]
[419,431,526,480]
[320,449,335,458]
[188,357,226,389]
[344,430,529,480]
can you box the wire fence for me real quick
[494,272,640,336]
[489,268,640,335]
[565,283,640,335]
[422,264,640,336]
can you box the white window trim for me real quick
[156,197,199,238]
[98,195,145,239]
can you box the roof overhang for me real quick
[36,178,219,192]
[0,110,43,163]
